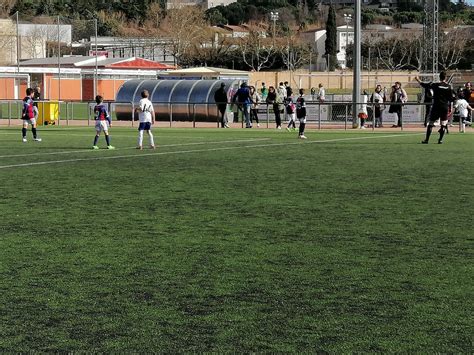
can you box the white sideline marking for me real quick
[0,138,270,159]
[0,132,210,139]
[0,134,421,170]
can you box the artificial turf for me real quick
[0,126,472,352]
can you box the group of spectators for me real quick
[215,81,309,138]
[215,75,473,143]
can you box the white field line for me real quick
[0,138,271,159]
[0,132,209,139]
[0,134,422,170]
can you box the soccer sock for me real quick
[105,134,111,146]
[299,123,305,135]
[439,125,446,142]
[22,127,26,138]
[32,127,37,139]
[424,125,433,142]
[148,131,155,147]
[138,130,144,146]
[93,135,99,146]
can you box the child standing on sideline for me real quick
[135,90,155,150]
[359,90,369,129]
[296,89,307,139]
[285,97,297,131]
[92,95,114,149]
[21,87,41,143]
[454,93,473,133]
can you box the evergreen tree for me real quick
[324,5,337,70]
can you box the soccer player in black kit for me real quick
[415,72,455,144]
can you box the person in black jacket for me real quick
[416,72,456,144]
[214,83,229,128]
[266,86,282,129]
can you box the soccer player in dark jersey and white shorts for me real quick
[21,87,41,143]
[92,95,114,149]
[416,72,455,144]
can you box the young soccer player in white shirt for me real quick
[135,90,155,149]
[454,93,473,133]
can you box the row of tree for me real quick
[0,0,472,71]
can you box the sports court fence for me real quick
[0,99,462,131]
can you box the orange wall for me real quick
[0,78,16,99]
[46,75,82,101]
[98,79,126,101]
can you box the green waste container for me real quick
[37,102,59,125]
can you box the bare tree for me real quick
[280,31,313,72]
[375,37,410,71]
[239,22,276,71]
[159,5,208,66]
[0,18,16,65]
[0,0,15,17]
[438,25,470,71]
[183,27,235,66]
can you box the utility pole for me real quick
[352,0,361,128]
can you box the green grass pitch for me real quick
[0,126,472,352]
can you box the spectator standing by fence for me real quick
[284,81,293,98]
[233,82,252,128]
[249,85,261,127]
[388,82,407,127]
[359,90,369,129]
[260,82,268,101]
[317,83,326,103]
[462,82,473,125]
[370,84,386,128]
[266,86,282,129]
[214,83,229,128]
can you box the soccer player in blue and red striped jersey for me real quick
[21,87,41,143]
[92,95,114,149]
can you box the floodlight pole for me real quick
[352,0,361,128]
[270,12,279,46]
[16,11,19,74]
[16,11,20,99]
[57,15,61,103]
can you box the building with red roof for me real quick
[0,56,175,101]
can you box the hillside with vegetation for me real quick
[1,0,472,70]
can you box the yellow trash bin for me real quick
[37,101,59,125]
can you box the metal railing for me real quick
[0,99,452,130]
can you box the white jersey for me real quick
[138,98,154,123]
[454,99,470,118]
[358,94,368,115]
[317,87,325,101]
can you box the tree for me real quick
[159,5,208,66]
[239,23,276,71]
[280,30,313,72]
[0,0,16,16]
[438,25,470,70]
[180,27,235,67]
[324,5,337,70]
